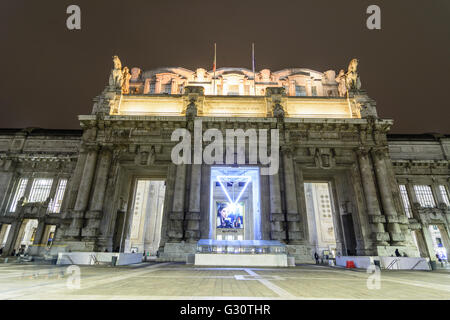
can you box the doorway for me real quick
[43,225,56,247]
[123,179,166,255]
[14,219,38,254]
[210,167,261,241]
[429,225,449,262]
[304,182,339,258]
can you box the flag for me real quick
[213,43,216,94]
[252,43,256,95]
[213,43,217,73]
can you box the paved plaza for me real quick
[0,262,449,300]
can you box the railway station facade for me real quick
[0,58,449,264]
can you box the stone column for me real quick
[282,148,302,243]
[74,146,99,212]
[0,160,16,213]
[168,164,186,241]
[0,224,5,243]
[356,148,389,246]
[431,183,446,207]
[32,220,46,245]
[269,172,286,242]
[372,147,405,244]
[405,181,420,219]
[83,147,112,240]
[1,220,22,256]
[185,164,201,242]
[67,146,98,239]
[89,147,112,212]
[421,225,439,261]
[66,149,87,210]
[143,79,150,94]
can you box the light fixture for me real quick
[216,175,251,206]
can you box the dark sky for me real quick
[0,0,449,133]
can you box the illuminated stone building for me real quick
[0,59,449,264]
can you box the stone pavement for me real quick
[0,262,449,300]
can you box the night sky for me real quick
[0,0,449,133]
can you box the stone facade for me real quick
[0,63,449,263]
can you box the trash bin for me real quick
[111,256,118,266]
[429,260,437,270]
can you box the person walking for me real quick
[314,252,319,264]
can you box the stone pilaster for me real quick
[168,164,186,241]
[185,164,201,242]
[282,148,302,243]
[372,147,405,244]
[269,172,286,242]
[82,147,112,240]
[67,146,98,239]
[1,220,22,256]
[421,224,439,262]
[32,219,46,245]
[356,147,390,245]
[0,159,16,213]
[66,149,87,211]
[89,147,112,212]
[74,146,99,212]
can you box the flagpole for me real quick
[213,43,216,95]
[252,43,256,96]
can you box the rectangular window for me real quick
[28,178,53,203]
[439,185,450,206]
[149,82,155,94]
[163,83,172,94]
[9,178,28,212]
[399,185,412,218]
[295,85,306,96]
[311,86,318,96]
[48,179,67,213]
[413,185,436,208]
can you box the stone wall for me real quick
[0,93,449,264]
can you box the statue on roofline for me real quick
[345,58,361,91]
[109,55,124,89]
[335,69,347,97]
[121,66,131,94]
[108,55,133,94]
[335,58,362,97]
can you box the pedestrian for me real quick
[395,248,401,257]
[314,252,319,264]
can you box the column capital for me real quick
[354,146,370,158]
[371,146,389,159]
[281,145,293,157]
